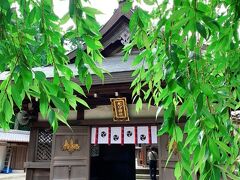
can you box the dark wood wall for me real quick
[11,145,28,170]
[25,127,51,180]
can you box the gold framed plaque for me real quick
[110,97,129,121]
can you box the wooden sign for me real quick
[110,97,129,121]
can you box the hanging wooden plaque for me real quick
[110,97,129,121]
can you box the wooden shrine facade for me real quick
[24,2,181,180]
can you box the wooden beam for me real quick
[32,118,162,127]
[71,118,162,126]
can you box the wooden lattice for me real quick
[36,129,53,161]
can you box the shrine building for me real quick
[24,2,181,180]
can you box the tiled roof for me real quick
[0,55,136,81]
[0,129,30,143]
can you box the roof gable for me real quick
[68,2,132,59]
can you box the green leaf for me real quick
[203,109,216,129]
[0,0,10,11]
[201,84,213,97]
[76,97,90,109]
[132,50,146,66]
[136,98,142,112]
[56,64,73,79]
[40,92,48,118]
[196,93,203,117]
[178,98,192,119]
[204,117,215,129]
[55,111,71,129]
[48,109,55,125]
[70,82,85,96]
[69,0,75,18]
[60,13,70,25]
[202,16,220,31]
[174,162,181,179]
[195,144,206,172]
[83,35,103,50]
[196,22,207,39]
[4,98,13,122]
[121,1,133,13]
[82,7,102,17]
[215,140,231,153]
[184,128,199,147]
[169,7,188,21]
[165,144,175,167]
[51,96,69,115]
[142,31,150,49]
[212,166,221,180]
[175,126,183,142]
[209,139,220,160]
[35,71,46,81]
[48,109,58,132]
[62,78,86,96]
[85,73,92,92]
[172,17,190,30]
[129,10,138,32]
[27,7,36,25]
[65,93,77,110]
[83,53,104,80]
[11,85,22,108]
[44,81,59,95]
[158,119,169,136]
[143,0,155,5]
[137,9,150,28]
[215,165,240,180]
[21,67,32,83]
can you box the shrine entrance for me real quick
[89,126,158,180]
[90,144,135,180]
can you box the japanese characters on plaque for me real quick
[110,97,129,121]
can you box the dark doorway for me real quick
[90,145,136,180]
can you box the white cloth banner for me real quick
[137,126,149,144]
[91,126,157,145]
[151,126,158,144]
[98,127,109,144]
[124,127,135,144]
[111,127,121,144]
[91,127,96,144]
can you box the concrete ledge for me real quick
[0,172,25,179]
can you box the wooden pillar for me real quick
[26,102,39,180]
[142,145,147,166]
[25,127,38,180]
[77,108,84,120]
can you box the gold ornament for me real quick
[62,138,80,153]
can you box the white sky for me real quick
[53,1,240,38]
[53,0,119,25]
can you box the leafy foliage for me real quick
[0,0,239,179]
[124,0,240,179]
[0,0,103,132]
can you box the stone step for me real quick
[136,168,159,174]
[136,173,159,179]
